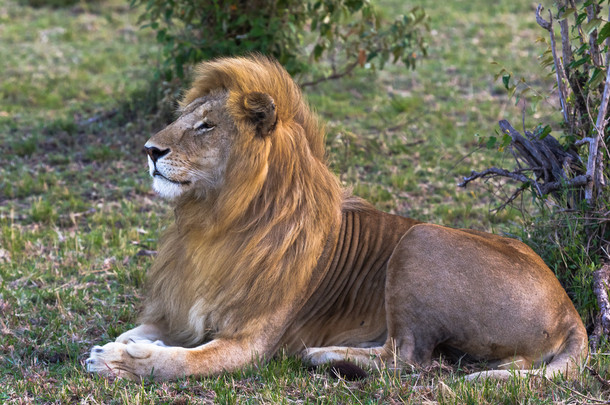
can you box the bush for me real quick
[130,0,428,83]
[460,1,610,338]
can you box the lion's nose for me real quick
[145,146,170,163]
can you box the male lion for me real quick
[86,55,587,381]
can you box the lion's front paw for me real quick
[86,342,158,380]
[86,341,184,380]
[86,342,130,379]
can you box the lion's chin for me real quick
[152,176,187,200]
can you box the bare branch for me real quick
[460,119,587,207]
[585,45,610,203]
[492,184,528,212]
[575,137,595,147]
[586,366,610,390]
[458,167,532,188]
[590,262,610,350]
[459,168,588,198]
[499,120,582,186]
[535,4,551,30]
[587,4,602,67]
[299,60,360,88]
[558,2,573,68]
[568,0,585,46]
[538,174,589,195]
[536,4,571,125]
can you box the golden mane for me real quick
[139,55,345,346]
[182,55,327,161]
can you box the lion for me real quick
[86,55,588,381]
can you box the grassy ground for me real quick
[1,0,609,403]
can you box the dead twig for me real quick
[546,378,610,403]
[586,366,610,391]
[458,167,532,188]
[459,120,587,200]
[300,60,360,88]
[79,109,119,126]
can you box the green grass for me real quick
[1,0,609,403]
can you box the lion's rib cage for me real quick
[281,208,419,349]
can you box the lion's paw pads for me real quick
[86,342,127,374]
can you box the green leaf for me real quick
[499,133,511,150]
[597,22,610,44]
[557,7,575,21]
[502,73,511,90]
[569,57,589,69]
[589,67,605,87]
[486,136,497,149]
[493,68,507,81]
[540,55,555,69]
[536,125,552,139]
[584,18,602,35]
[514,87,530,105]
[313,43,325,60]
[366,50,378,62]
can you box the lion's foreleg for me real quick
[86,337,264,380]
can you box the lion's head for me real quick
[144,90,234,199]
[144,55,327,202]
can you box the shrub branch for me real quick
[465,2,610,336]
[459,120,588,198]
[536,4,571,125]
[585,20,610,203]
[590,262,610,349]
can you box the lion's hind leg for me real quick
[302,345,390,369]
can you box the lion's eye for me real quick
[193,120,215,133]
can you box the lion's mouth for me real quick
[152,169,191,186]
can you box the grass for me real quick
[1,0,609,403]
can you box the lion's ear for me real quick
[240,92,277,138]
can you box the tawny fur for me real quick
[86,55,587,381]
[141,56,343,346]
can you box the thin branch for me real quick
[299,59,360,88]
[575,137,595,147]
[587,4,602,67]
[538,174,589,195]
[586,366,610,390]
[585,46,610,203]
[590,262,610,350]
[458,167,532,188]
[536,4,571,125]
[499,120,545,167]
[492,183,528,212]
[559,1,574,68]
[459,168,588,197]
[79,109,119,126]
[568,0,585,46]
